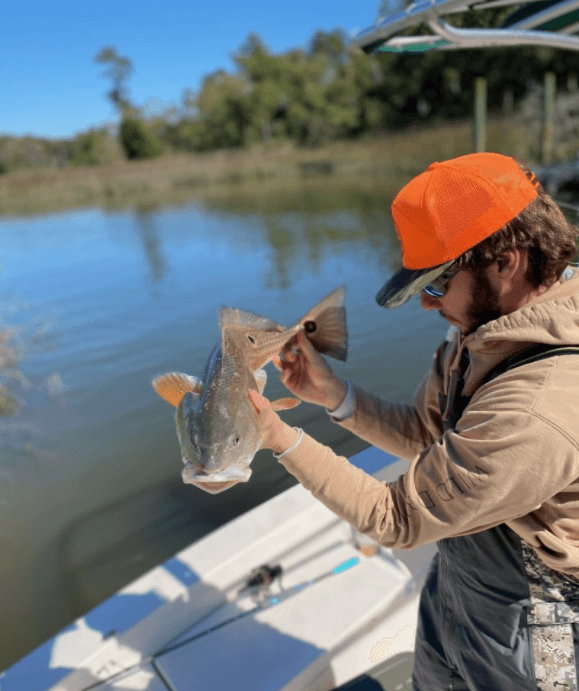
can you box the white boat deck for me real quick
[0,446,436,691]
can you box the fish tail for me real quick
[298,286,348,361]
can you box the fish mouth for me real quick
[186,479,241,494]
[181,463,251,493]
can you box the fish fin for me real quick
[254,369,267,395]
[219,306,284,332]
[152,372,203,407]
[271,397,301,411]
[296,286,348,362]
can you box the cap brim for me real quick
[376,260,454,308]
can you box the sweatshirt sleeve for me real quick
[279,401,579,551]
[335,342,449,461]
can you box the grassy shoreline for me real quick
[0,115,536,218]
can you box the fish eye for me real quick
[234,436,240,445]
[247,335,256,345]
[304,320,317,334]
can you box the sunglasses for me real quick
[422,263,460,299]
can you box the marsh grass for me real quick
[0,115,537,217]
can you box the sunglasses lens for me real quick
[422,263,458,299]
[423,284,444,298]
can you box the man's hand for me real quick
[249,390,301,454]
[273,330,348,410]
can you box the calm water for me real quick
[0,177,448,670]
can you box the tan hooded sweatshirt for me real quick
[279,268,579,576]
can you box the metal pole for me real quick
[474,76,487,152]
[542,71,556,164]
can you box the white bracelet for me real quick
[327,380,354,421]
[273,427,304,460]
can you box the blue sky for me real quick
[3,0,381,139]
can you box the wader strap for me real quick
[489,344,579,380]
[439,349,470,433]
[439,345,579,432]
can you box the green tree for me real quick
[233,34,287,143]
[0,136,58,173]
[143,18,579,156]
[94,47,164,160]
[119,117,163,160]
[275,32,372,145]
[193,70,252,149]
[69,128,123,166]
[94,46,134,115]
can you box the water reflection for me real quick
[196,178,402,290]
[133,205,168,284]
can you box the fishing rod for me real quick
[81,555,360,691]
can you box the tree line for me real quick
[3,8,579,174]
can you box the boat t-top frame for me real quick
[351,0,579,54]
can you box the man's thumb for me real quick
[297,329,315,357]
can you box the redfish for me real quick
[152,287,347,494]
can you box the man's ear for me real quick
[496,250,518,274]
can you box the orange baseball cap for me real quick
[376,152,540,308]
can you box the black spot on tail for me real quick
[304,320,317,334]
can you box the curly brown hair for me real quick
[454,167,579,288]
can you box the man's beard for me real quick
[463,268,504,335]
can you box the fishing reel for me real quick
[240,563,283,603]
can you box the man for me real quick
[249,152,579,690]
